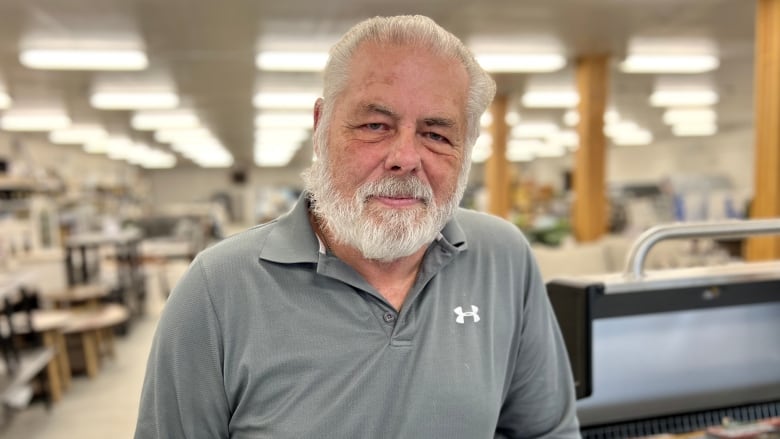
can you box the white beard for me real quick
[303,159,462,262]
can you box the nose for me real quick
[384,127,421,174]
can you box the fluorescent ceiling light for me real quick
[155,128,214,143]
[475,54,565,73]
[0,110,70,131]
[84,138,108,154]
[106,137,135,160]
[173,141,225,156]
[193,154,234,168]
[672,123,718,137]
[620,55,719,74]
[256,51,328,72]
[0,92,11,109]
[511,121,559,138]
[20,49,148,71]
[622,37,719,74]
[662,108,717,125]
[139,150,176,169]
[132,110,200,130]
[255,127,308,144]
[650,89,718,107]
[49,124,107,144]
[90,91,179,110]
[612,129,653,146]
[254,146,298,167]
[535,143,566,158]
[604,120,640,138]
[521,90,578,108]
[254,112,312,128]
[253,92,319,110]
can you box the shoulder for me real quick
[194,220,277,267]
[453,208,531,252]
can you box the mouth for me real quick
[368,195,425,208]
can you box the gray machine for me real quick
[546,220,780,438]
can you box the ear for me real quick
[312,98,325,156]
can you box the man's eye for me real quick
[365,123,385,131]
[426,132,449,143]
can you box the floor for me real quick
[2,265,174,439]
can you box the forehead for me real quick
[340,41,470,118]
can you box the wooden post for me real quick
[486,95,511,218]
[572,55,609,242]
[746,0,780,260]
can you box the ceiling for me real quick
[0,0,758,171]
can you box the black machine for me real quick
[546,220,780,438]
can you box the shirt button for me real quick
[383,312,396,323]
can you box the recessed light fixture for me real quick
[475,54,566,73]
[521,90,579,108]
[671,123,718,137]
[470,35,566,73]
[132,110,200,130]
[0,109,71,131]
[49,124,107,144]
[20,49,148,71]
[662,108,717,125]
[90,91,179,110]
[650,90,719,107]
[621,37,719,74]
[155,128,215,144]
[621,55,719,74]
[612,129,653,146]
[254,146,299,167]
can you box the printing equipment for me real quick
[546,220,780,438]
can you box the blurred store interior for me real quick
[0,0,778,438]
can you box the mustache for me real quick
[357,176,433,204]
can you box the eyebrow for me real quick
[422,117,457,128]
[359,103,458,129]
[361,103,399,119]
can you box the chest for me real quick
[220,263,521,437]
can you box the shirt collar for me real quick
[259,192,468,264]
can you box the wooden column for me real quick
[746,0,780,261]
[486,95,511,218]
[572,55,609,242]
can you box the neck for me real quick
[309,211,428,310]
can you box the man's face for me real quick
[306,41,471,261]
[327,42,468,214]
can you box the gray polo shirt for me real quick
[135,196,580,438]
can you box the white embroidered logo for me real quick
[454,305,480,324]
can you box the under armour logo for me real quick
[454,305,480,324]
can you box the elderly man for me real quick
[135,15,579,438]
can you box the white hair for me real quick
[314,15,496,164]
[303,16,495,261]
